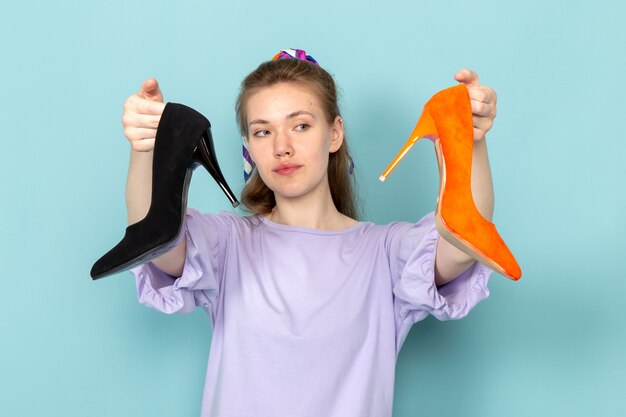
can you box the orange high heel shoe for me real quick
[380,84,521,280]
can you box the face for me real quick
[245,82,343,201]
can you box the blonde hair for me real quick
[235,58,359,220]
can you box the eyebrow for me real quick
[248,110,316,127]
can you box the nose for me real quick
[273,128,294,158]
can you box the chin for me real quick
[266,180,318,200]
[260,170,327,200]
[269,185,309,199]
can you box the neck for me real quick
[267,186,354,231]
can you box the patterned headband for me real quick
[242,48,354,183]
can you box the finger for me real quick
[123,126,158,142]
[468,86,496,104]
[123,112,161,129]
[139,78,163,101]
[470,99,495,118]
[131,97,166,115]
[473,115,494,132]
[138,78,164,102]
[130,138,156,152]
[473,127,486,141]
[454,68,480,86]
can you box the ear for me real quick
[329,116,344,153]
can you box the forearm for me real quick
[434,137,494,285]
[126,149,154,225]
[469,138,494,222]
[125,148,187,277]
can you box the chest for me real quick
[222,237,391,344]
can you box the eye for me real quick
[295,123,310,131]
[253,130,270,137]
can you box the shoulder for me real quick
[368,212,437,250]
[186,207,261,233]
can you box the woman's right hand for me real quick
[122,78,166,152]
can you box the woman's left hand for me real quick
[454,68,497,141]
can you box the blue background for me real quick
[1,0,624,416]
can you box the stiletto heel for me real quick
[193,126,240,208]
[90,102,239,280]
[379,84,522,281]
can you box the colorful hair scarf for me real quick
[271,48,320,66]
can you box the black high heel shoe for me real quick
[90,102,239,280]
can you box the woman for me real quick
[125,49,497,417]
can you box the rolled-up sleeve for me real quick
[387,211,493,325]
[129,207,227,316]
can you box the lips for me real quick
[273,163,302,175]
